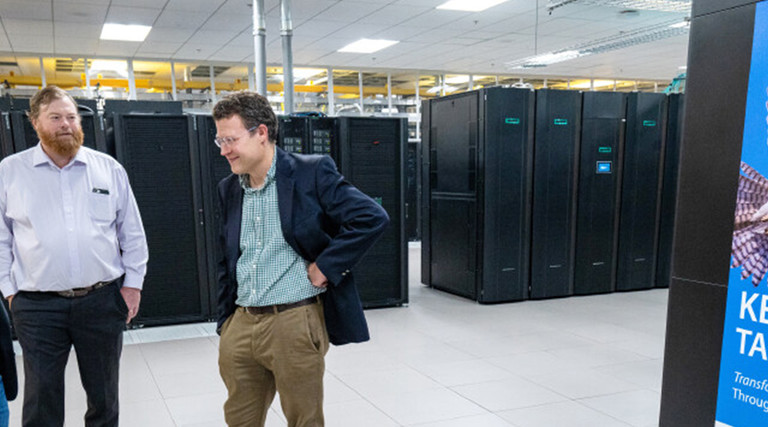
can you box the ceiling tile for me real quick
[104,6,162,26]
[53,2,108,23]
[0,1,53,20]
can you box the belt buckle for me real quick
[59,289,76,298]
[71,288,89,297]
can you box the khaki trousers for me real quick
[218,300,329,427]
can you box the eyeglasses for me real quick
[214,126,258,148]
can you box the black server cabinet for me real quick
[113,114,210,326]
[656,93,684,289]
[574,92,626,295]
[104,99,183,116]
[193,114,233,317]
[0,113,13,159]
[421,100,432,286]
[278,115,309,153]
[405,141,421,241]
[425,87,534,303]
[337,117,408,308]
[616,92,667,291]
[530,89,581,299]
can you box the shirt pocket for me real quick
[88,192,114,222]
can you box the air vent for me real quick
[0,61,18,67]
[190,66,229,78]
[55,58,87,73]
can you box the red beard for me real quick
[38,126,84,158]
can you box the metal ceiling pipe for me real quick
[252,0,267,95]
[281,0,294,114]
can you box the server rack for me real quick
[113,114,210,326]
[530,89,582,299]
[574,91,626,295]
[656,93,685,288]
[193,114,233,317]
[421,100,432,286]
[405,140,421,241]
[616,92,667,291]
[0,113,13,159]
[337,117,408,308]
[424,87,534,303]
[278,115,309,153]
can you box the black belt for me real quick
[240,296,320,316]
[54,279,117,298]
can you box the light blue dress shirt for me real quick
[0,143,149,296]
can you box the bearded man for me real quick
[0,85,149,427]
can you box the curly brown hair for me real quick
[212,91,278,143]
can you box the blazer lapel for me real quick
[227,178,243,260]
[276,148,296,249]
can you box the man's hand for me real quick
[120,287,141,323]
[307,262,328,288]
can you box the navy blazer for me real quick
[216,147,389,345]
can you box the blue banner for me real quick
[716,2,768,426]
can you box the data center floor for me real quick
[9,243,666,427]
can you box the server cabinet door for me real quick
[480,87,534,302]
[431,197,478,299]
[421,100,432,285]
[114,114,209,325]
[0,113,13,158]
[307,117,337,158]
[405,141,421,241]
[429,92,480,194]
[656,93,685,288]
[617,92,667,290]
[195,114,234,318]
[574,91,625,295]
[338,117,407,307]
[530,89,581,299]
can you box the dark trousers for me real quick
[11,281,128,427]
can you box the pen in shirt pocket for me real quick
[92,188,109,195]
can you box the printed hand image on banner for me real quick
[716,2,768,426]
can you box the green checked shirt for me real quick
[235,146,324,307]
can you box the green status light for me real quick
[598,147,612,153]
[505,118,520,124]
[554,119,568,125]
[643,120,657,127]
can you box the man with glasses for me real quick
[213,91,388,426]
[0,85,148,426]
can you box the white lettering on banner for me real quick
[741,291,759,322]
[736,327,768,360]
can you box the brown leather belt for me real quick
[241,296,320,316]
[56,279,115,298]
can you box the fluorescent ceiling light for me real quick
[338,39,399,54]
[570,79,615,89]
[444,75,470,84]
[437,0,508,12]
[506,18,690,69]
[547,0,690,13]
[100,23,152,42]
[89,59,128,77]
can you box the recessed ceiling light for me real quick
[100,23,152,42]
[338,39,399,54]
[436,0,508,12]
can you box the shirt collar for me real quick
[239,145,277,191]
[32,142,87,168]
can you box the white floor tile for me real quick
[498,400,632,427]
[526,369,641,400]
[452,376,569,412]
[579,389,661,427]
[368,388,486,426]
